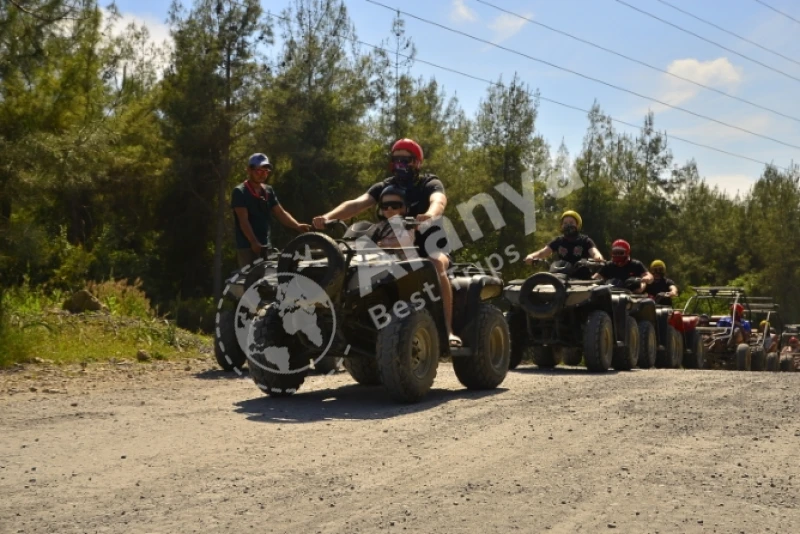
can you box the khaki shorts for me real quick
[237,248,259,268]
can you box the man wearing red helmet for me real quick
[312,138,462,347]
[593,239,653,293]
[718,303,752,343]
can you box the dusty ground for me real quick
[2,359,800,534]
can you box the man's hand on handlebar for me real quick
[311,216,329,230]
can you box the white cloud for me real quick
[109,10,172,49]
[671,112,773,143]
[654,57,742,111]
[450,0,477,23]
[488,12,532,43]
[702,174,756,198]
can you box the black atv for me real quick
[213,247,340,375]
[504,259,642,372]
[246,219,510,403]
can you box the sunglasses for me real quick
[611,250,627,256]
[391,156,414,164]
[653,269,665,274]
[380,201,405,210]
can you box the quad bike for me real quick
[246,218,510,403]
[641,293,705,370]
[503,259,643,372]
[213,246,340,375]
[681,287,754,371]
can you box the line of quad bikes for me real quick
[215,219,798,404]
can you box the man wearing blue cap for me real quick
[231,153,311,267]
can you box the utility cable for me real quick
[366,0,800,151]
[475,0,800,124]
[753,0,800,26]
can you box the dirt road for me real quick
[2,360,800,533]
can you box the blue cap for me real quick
[248,153,273,169]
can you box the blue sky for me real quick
[113,0,800,197]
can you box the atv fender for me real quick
[630,298,656,324]
[451,275,504,353]
[610,293,632,346]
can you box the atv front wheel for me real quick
[453,304,510,389]
[376,305,439,403]
[507,308,532,369]
[583,311,613,372]
[612,316,639,371]
[313,357,341,375]
[214,309,247,372]
[656,326,683,369]
[750,347,766,372]
[765,352,779,372]
[735,343,751,371]
[532,346,558,369]
[637,320,656,369]
[682,330,706,370]
[779,354,795,372]
[558,347,583,366]
[248,305,308,397]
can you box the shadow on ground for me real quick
[511,365,621,376]
[233,383,508,423]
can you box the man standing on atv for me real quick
[593,239,653,294]
[523,210,604,278]
[311,138,463,348]
[231,153,311,267]
[645,260,679,305]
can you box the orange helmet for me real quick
[611,239,630,266]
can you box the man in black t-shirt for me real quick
[312,138,463,348]
[593,239,653,294]
[645,259,678,305]
[524,210,604,278]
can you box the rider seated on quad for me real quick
[717,304,751,345]
[369,186,416,254]
[782,336,800,354]
[592,239,653,294]
[312,138,463,348]
[645,260,678,306]
[523,210,604,279]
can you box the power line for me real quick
[365,0,800,151]
[266,10,790,170]
[753,0,800,26]
[475,0,800,125]
[655,0,800,68]
[614,0,800,84]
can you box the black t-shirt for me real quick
[646,277,677,305]
[367,175,445,218]
[547,234,596,265]
[599,259,648,282]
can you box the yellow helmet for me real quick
[561,210,582,230]
[760,320,769,329]
[650,260,666,272]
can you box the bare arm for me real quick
[641,271,654,284]
[588,247,604,261]
[234,207,262,253]
[272,205,310,232]
[425,192,447,218]
[313,193,376,229]
[524,245,553,265]
[667,284,679,298]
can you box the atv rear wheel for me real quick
[453,304,510,389]
[507,309,532,369]
[612,316,639,371]
[750,347,766,372]
[682,330,706,370]
[637,320,656,369]
[214,309,247,372]
[765,352,779,372]
[583,311,613,372]
[248,305,308,397]
[343,357,381,385]
[376,305,439,403]
[736,343,751,371]
[779,354,795,372]
[656,326,683,369]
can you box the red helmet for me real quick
[731,303,744,317]
[391,138,424,163]
[611,239,630,266]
